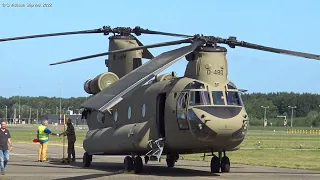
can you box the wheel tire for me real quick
[144,156,149,164]
[83,152,91,167]
[210,156,220,173]
[134,156,143,174]
[124,156,134,171]
[221,156,230,173]
[166,157,175,168]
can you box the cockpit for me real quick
[176,81,246,142]
[178,81,243,107]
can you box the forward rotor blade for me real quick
[214,37,320,61]
[80,40,204,112]
[0,29,105,42]
[49,38,192,65]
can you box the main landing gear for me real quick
[83,152,92,167]
[123,155,143,174]
[210,151,230,173]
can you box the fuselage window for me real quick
[113,110,118,122]
[212,91,225,105]
[142,104,146,117]
[226,91,242,106]
[128,106,132,120]
[189,91,211,106]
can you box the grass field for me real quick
[7,124,320,170]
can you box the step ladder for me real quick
[145,137,165,162]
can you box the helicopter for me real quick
[1,26,319,174]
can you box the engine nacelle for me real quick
[84,72,119,94]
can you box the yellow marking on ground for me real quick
[198,177,224,180]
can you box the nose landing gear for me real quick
[210,151,230,173]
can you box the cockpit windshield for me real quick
[226,91,242,106]
[211,91,225,105]
[189,91,211,106]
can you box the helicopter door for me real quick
[176,92,189,130]
[156,93,166,138]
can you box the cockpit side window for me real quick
[226,91,242,106]
[212,91,225,105]
[189,91,211,106]
[177,92,187,109]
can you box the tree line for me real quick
[0,92,320,127]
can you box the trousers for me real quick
[67,140,75,161]
[38,142,48,161]
[0,150,9,172]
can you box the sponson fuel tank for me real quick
[83,121,150,155]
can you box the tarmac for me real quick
[1,142,319,180]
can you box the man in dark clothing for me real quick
[0,121,12,175]
[59,118,76,162]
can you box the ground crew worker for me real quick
[0,121,12,175]
[59,118,76,162]
[37,120,59,162]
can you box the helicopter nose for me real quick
[191,106,247,138]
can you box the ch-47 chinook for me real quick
[1,26,320,174]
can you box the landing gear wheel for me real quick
[134,156,143,173]
[124,156,134,171]
[210,156,220,173]
[166,157,175,168]
[83,152,92,167]
[221,156,230,173]
[144,156,149,164]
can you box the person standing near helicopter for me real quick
[59,118,76,162]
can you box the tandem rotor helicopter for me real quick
[1,26,320,174]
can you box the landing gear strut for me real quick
[123,155,143,174]
[83,152,92,167]
[210,151,230,173]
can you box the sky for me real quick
[0,0,319,98]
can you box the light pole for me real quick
[18,85,21,124]
[261,106,269,127]
[59,81,62,125]
[4,105,7,123]
[288,105,297,128]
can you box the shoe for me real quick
[38,160,42,162]
[1,171,5,175]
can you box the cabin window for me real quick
[177,92,187,109]
[113,110,118,122]
[189,91,211,106]
[142,104,146,117]
[128,106,132,120]
[212,91,225,105]
[226,91,242,106]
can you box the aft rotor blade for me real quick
[137,27,193,38]
[0,29,104,42]
[49,38,192,65]
[214,37,320,61]
[80,40,204,112]
[134,37,154,59]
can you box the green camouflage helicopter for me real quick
[1,26,319,174]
